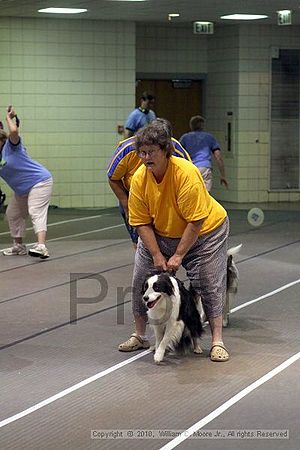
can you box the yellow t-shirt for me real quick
[107,137,191,192]
[129,156,227,237]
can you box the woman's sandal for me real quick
[209,343,229,362]
[118,333,150,352]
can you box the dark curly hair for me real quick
[135,119,173,158]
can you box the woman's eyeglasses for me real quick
[138,148,159,158]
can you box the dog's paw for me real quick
[154,350,164,364]
[149,345,156,352]
[193,345,203,354]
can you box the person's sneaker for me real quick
[28,243,49,259]
[2,243,27,256]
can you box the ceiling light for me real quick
[221,14,268,21]
[105,0,149,2]
[38,8,88,14]
[168,13,180,21]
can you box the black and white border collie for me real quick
[142,272,203,364]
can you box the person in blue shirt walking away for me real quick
[124,92,156,138]
[180,115,228,192]
[0,106,53,258]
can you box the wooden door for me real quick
[136,79,203,139]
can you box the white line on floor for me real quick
[0,224,124,252]
[158,351,300,450]
[231,278,300,313]
[47,224,124,242]
[0,351,150,428]
[0,213,111,237]
[0,277,299,428]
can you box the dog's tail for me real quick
[227,243,242,257]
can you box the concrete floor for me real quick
[0,205,299,450]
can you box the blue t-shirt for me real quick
[180,130,220,169]
[0,139,52,196]
[125,108,156,133]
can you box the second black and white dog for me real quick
[142,272,203,364]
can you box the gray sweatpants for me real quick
[132,217,229,319]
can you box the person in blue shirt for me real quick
[0,106,53,258]
[180,115,228,192]
[124,92,156,138]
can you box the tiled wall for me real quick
[136,23,207,74]
[206,26,240,202]
[137,22,300,204]
[235,24,300,203]
[0,17,135,208]
[1,18,300,208]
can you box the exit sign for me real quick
[277,10,292,25]
[193,22,214,34]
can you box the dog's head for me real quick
[142,272,175,309]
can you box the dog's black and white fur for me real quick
[223,244,242,327]
[142,272,203,364]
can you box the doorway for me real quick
[136,79,203,139]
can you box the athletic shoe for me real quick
[2,243,27,256]
[28,243,49,259]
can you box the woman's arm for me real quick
[136,224,168,271]
[108,179,129,216]
[6,106,19,145]
[167,220,203,272]
[213,149,229,189]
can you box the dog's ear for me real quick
[141,271,159,294]
[141,278,149,295]
[141,279,148,295]
[158,272,175,296]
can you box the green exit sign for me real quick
[193,22,214,34]
[277,10,292,25]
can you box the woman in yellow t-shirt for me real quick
[118,119,230,362]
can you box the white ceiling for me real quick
[1,0,300,25]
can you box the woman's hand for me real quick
[167,254,183,272]
[152,253,168,271]
[6,106,16,120]
[5,106,19,144]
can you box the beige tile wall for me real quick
[1,18,299,208]
[137,22,300,204]
[0,17,135,208]
[235,24,300,203]
[136,23,207,74]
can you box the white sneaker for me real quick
[3,243,27,256]
[28,243,49,259]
